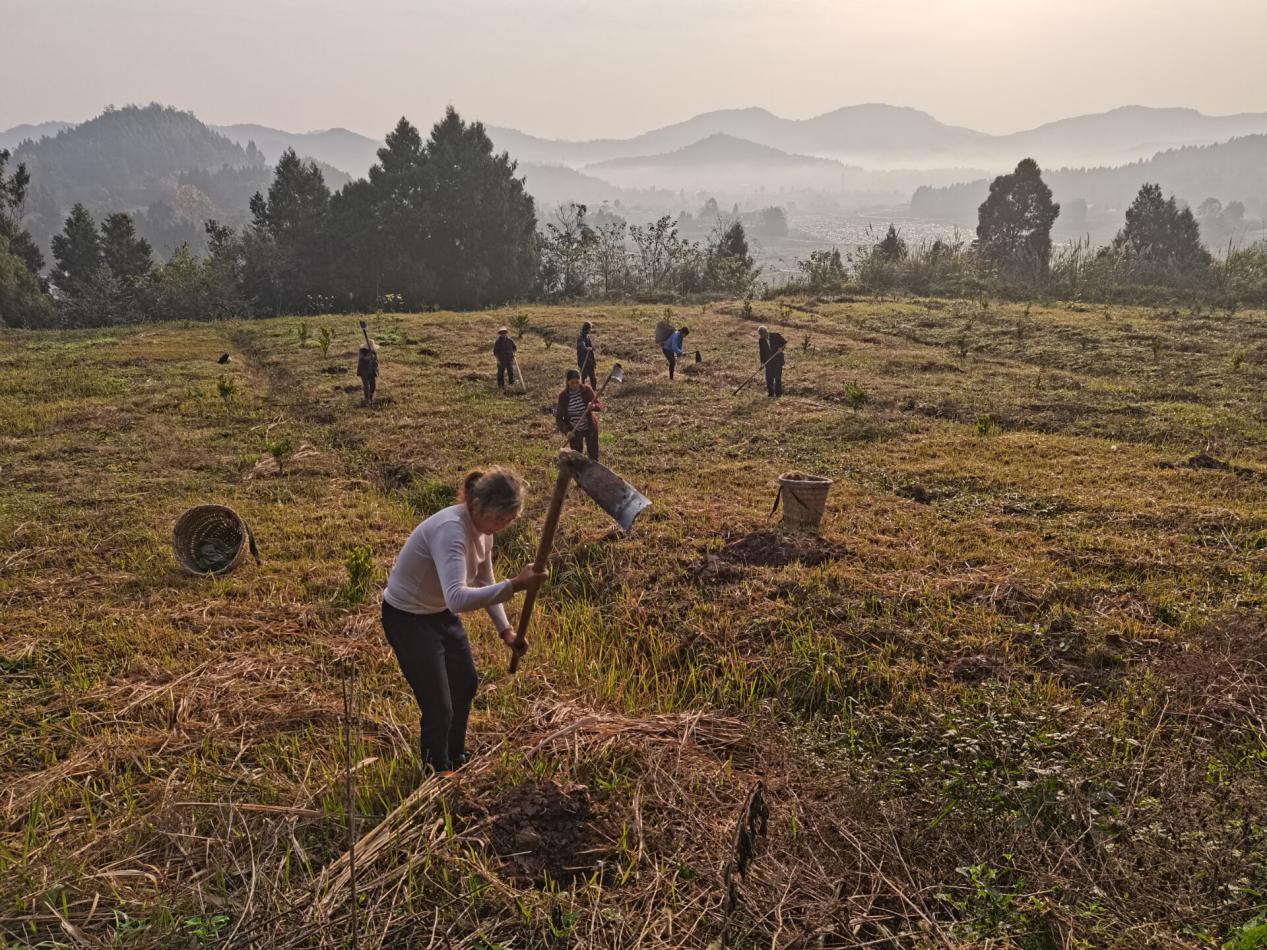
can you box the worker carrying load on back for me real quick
[381,468,548,773]
[662,326,689,380]
[357,338,379,404]
[576,321,597,387]
[555,369,602,461]
[758,326,787,397]
[493,326,517,390]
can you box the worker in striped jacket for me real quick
[554,369,602,461]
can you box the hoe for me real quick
[559,362,624,448]
[508,449,650,673]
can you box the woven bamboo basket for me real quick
[172,504,259,576]
[774,473,833,531]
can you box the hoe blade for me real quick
[562,450,650,532]
[608,363,624,385]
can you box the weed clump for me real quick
[402,475,457,518]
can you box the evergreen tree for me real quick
[418,107,539,309]
[875,224,908,262]
[246,149,331,312]
[975,158,1059,278]
[1113,183,1212,274]
[101,212,153,284]
[50,203,103,297]
[0,149,45,275]
[363,118,434,306]
[0,236,55,327]
[707,220,756,291]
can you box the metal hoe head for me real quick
[607,363,624,385]
[560,450,650,532]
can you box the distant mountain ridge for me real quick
[0,121,74,151]
[212,124,382,178]
[13,102,1267,178]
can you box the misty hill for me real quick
[214,123,380,176]
[488,104,987,166]
[584,133,851,192]
[0,121,74,152]
[995,106,1267,167]
[14,104,350,258]
[910,135,1267,242]
[487,103,1267,172]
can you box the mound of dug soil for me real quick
[468,781,614,887]
[716,529,846,568]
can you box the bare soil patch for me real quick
[461,780,615,887]
[713,528,847,568]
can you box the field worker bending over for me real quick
[493,326,517,389]
[576,320,597,387]
[662,325,690,380]
[555,368,602,461]
[357,338,379,404]
[758,326,787,397]
[381,468,547,772]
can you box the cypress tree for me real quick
[51,203,104,298]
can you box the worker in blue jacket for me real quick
[662,326,690,380]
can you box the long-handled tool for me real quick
[560,362,623,447]
[358,320,371,347]
[733,345,785,396]
[513,356,527,392]
[509,450,650,673]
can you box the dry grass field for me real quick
[2,297,1266,948]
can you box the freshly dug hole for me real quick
[461,780,615,887]
[715,528,847,568]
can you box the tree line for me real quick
[1,107,758,329]
[789,158,1267,306]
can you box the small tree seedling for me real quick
[216,374,237,407]
[267,437,293,475]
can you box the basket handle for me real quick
[246,525,261,564]
[769,485,782,517]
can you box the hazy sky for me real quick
[6,0,1267,138]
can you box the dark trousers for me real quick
[663,348,677,379]
[381,601,478,771]
[765,360,784,396]
[568,427,599,461]
[360,375,377,402]
[579,352,597,387]
[497,361,515,387]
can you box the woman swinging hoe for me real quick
[381,468,547,772]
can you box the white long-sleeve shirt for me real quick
[382,504,514,629]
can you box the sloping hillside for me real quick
[2,299,1265,946]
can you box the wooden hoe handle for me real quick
[508,462,572,673]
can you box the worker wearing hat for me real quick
[493,326,517,390]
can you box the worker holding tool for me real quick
[381,468,547,772]
[758,326,787,397]
[493,326,517,390]
[662,325,690,380]
[555,369,602,461]
[356,337,379,404]
[576,321,597,387]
